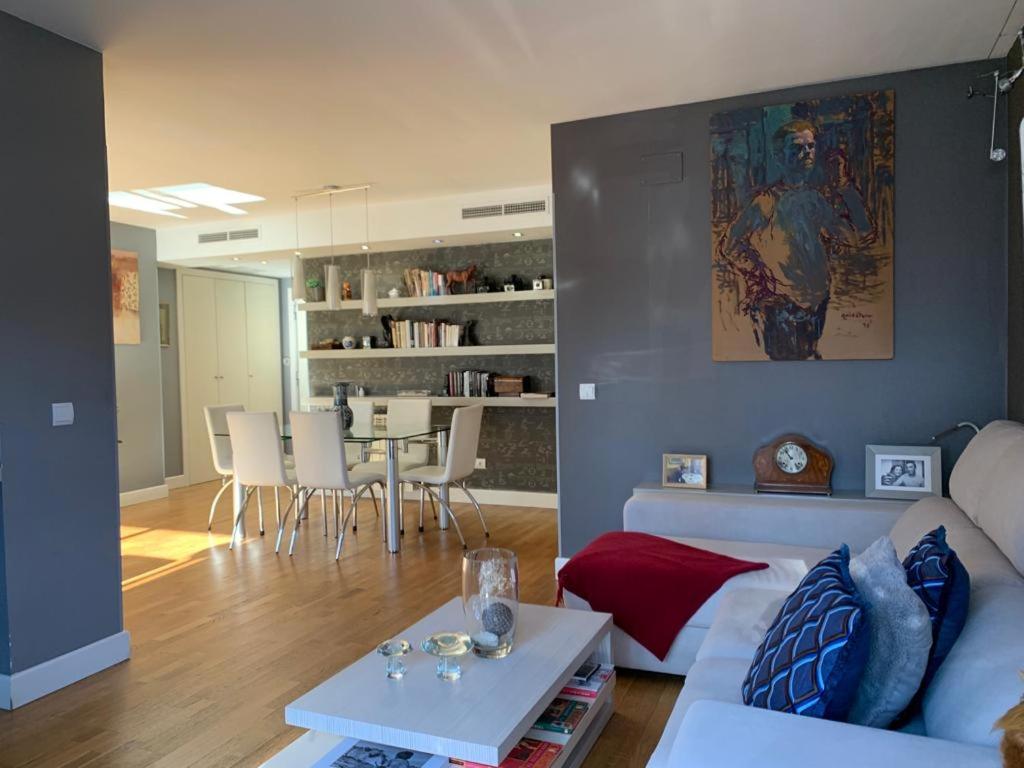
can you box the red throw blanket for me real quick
[557,532,768,661]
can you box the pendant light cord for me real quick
[364,187,371,269]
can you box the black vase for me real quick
[332,382,354,429]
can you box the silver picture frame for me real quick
[865,444,941,500]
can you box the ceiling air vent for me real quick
[504,199,546,216]
[462,204,504,219]
[197,227,261,245]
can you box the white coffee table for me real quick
[262,597,614,767]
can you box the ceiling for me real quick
[2,0,1021,230]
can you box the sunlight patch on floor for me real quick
[121,525,232,590]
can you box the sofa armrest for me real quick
[624,491,906,551]
[668,700,1001,768]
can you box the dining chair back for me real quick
[388,398,431,464]
[442,403,484,482]
[226,411,290,488]
[205,404,245,475]
[291,410,352,491]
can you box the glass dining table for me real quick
[217,422,451,553]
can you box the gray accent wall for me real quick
[112,223,166,493]
[158,268,183,478]
[552,60,1008,555]
[0,11,124,670]
[1008,42,1024,422]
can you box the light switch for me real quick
[52,402,75,427]
[579,383,596,400]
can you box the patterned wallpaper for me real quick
[303,240,557,493]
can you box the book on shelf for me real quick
[403,268,451,298]
[446,370,493,398]
[450,738,562,768]
[389,318,467,349]
[559,664,614,699]
[530,697,590,735]
[312,737,447,768]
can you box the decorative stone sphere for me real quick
[481,602,515,636]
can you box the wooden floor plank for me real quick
[0,481,681,767]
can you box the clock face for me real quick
[775,442,808,474]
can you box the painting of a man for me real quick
[711,91,894,361]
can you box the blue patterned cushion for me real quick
[742,545,869,720]
[902,526,970,689]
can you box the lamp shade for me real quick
[291,253,307,302]
[325,265,342,310]
[361,269,378,317]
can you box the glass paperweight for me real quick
[463,548,519,659]
[421,631,472,681]
[376,638,412,680]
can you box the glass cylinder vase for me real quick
[332,381,354,429]
[462,548,519,659]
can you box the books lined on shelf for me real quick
[389,318,467,348]
[446,370,494,398]
[450,739,562,768]
[560,664,614,699]
[404,268,452,297]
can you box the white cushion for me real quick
[352,458,428,474]
[948,420,1024,574]
[847,537,932,728]
[922,585,1024,747]
[400,465,447,484]
[347,469,385,487]
[695,588,789,662]
[647,658,749,768]
[889,497,1022,589]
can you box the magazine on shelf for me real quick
[449,738,562,768]
[311,738,448,768]
[531,697,590,734]
[559,664,614,699]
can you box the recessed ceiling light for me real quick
[433,239,443,244]
[361,244,370,251]
[260,260,267,264]
[108,191,187,218]
[513,231,523,238]
[232,257,240,261]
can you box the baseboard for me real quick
[165,474,188,490]
[0,630,131,709]
[400,486,556,509]
[119,484,169,507]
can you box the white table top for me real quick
[285,597,613,766]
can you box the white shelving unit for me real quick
[308,395,556,409]
[300,343,554,359]
[299,288,554,312]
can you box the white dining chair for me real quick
[204,403,244,531]
[226,411,298,551]
[400,404,488,548]
[290,410,387,559]
[344,400,380,528]
[350,398,432,535]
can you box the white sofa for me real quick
[563,421,1024,767]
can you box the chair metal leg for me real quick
[352,488,359,533]
[229,486,256,549]
[274,487,281,527]
[326,491,336,537]
[256,487,265,535]
[420,484,467,549]
[337,485,370,559]
[457,480,490,538]
[316,489,325,521]
[208,477,234,531]
[419,487,425,533]
[287,486,304,556]
[275,488,301,553]
[369,484,380,517]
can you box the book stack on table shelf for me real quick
[448,662,615,768]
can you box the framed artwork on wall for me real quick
[710,90,895,361]
[111,249,141,345]
[662,453,708,490]
[865,445,940,500]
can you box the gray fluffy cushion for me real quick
[847,536,932,728]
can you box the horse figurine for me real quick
[445,264,477,294]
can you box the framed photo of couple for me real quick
[865,445,940,500]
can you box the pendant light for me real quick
[360,186,378,317]
[325,192,343,310]
[290,196,307,302]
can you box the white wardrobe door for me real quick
[182,274,221,484]
[244,281,283,418]
[215,278,250,409]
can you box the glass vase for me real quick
[462,548,519,659]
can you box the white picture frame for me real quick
[865,444,941,500]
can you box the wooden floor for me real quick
[0,482,681,767]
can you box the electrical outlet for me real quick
[474,458,487,470]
